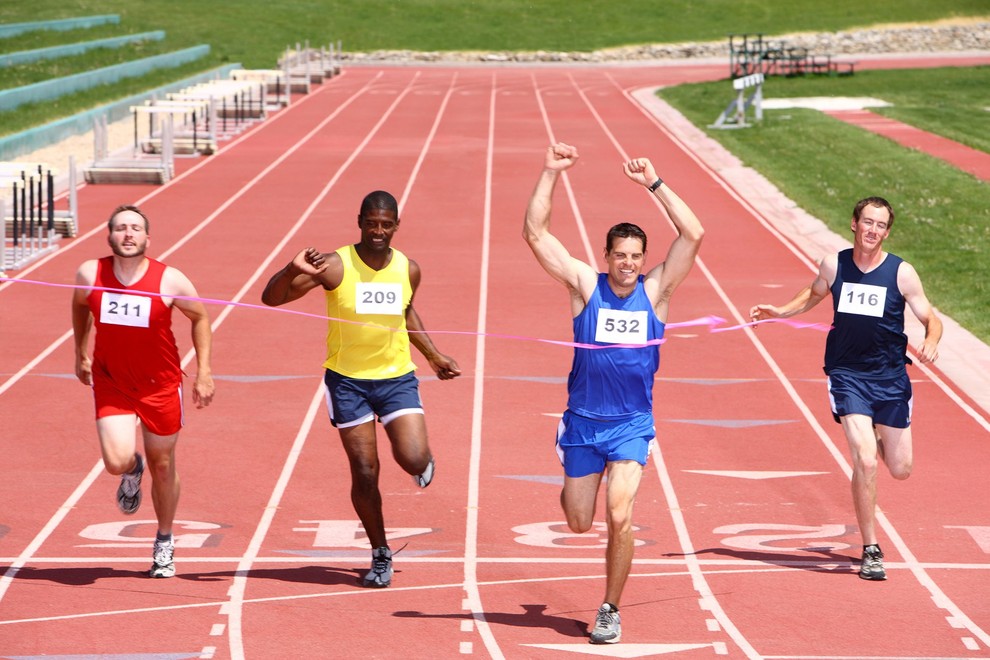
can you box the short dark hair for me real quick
[107,204,150,233]
[852,196,895,228]
[359,190,398,217]
[605,222,647,253]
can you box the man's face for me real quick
[852,204,891,250]
[108,210,149,258]
[358,207,399,253]
[604,236,645,291]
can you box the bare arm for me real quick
[750,254,835,321]
[164,267,215,408]
[261,248,336,306]
[71,261,97,385]
[898,261,941,363]
[625,158,705,316]
[522,142,598,313]
[406,260,460,380]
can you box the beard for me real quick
[110,242,146,258]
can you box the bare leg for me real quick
[96,414,140,475]
[382,412,432,476]
[840,414,881,545]
[338,421,387,549]
[602,460,643,607]
[143,428,180,536]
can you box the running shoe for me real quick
[859,544,886,581]
[150,536,175,578]
[414,457,435,488]
[589,603,621,644]
[362,546,393,588]
[116,453,144,515]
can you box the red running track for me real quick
[1,56,989,659]
[824,109,990,181]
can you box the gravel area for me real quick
[342,20,990,63]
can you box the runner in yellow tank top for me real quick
[262,190,461,589]
[324,244,415,379]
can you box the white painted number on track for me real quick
[293,520,432,547]
[714,523,852,552]
[513,521,646,548]
[78,520,222,548]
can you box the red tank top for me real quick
[88,256,182,392]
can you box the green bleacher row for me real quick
[0,14,232,161]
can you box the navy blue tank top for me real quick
[567,273,666,419]
[825,249,909,377]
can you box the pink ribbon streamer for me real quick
[1,277,829,349]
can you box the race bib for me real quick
[837,282,886,318]
[595,308,648,344]
[355,282,403,315]
[100,292,152,328]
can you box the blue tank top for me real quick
[825,249,909,377]
[567,273,666,419]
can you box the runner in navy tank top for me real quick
[750,196,942,582]
[524,142,704,644]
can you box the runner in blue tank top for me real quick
[524,142,704,644]
[750,197,942,582]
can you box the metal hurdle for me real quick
[0,158,74,271]
[230,68,289,109]
[133,98,217,156]
[169,78,267,138]
[84,113,175,184]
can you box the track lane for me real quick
[1,60,988,658]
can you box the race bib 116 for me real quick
[837,282,886,318]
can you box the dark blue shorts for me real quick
[827,370,912,428]
[555,410,655,478]
[323,369,423,429]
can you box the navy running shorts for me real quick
[827,369,912,428]
[323,369,423,429]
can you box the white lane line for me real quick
[610,74,990,651]
[459,70,505,660]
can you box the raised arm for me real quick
[164,267,215,408]
[624,159,705,316]
[522,143,598,311]
[750,254,835,321]
[406,260,460,380]
[898,261,941,364]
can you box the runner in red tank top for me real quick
[72,204,215,579]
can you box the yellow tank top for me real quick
[323,245,415,379]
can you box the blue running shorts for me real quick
[324,369,423,429]
[555,410,655,478]
[827,369,912,428]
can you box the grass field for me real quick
[659,66,990,342]
[1,1,988,342]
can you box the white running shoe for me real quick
[362,546,393,588]
[589,603,621,644]
[150,536,175,578]
[414,457,435,488]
